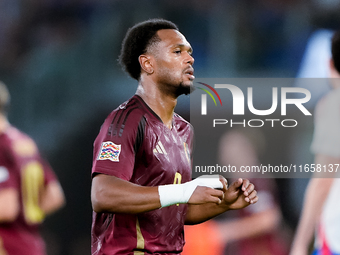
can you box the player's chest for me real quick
[143,125,191,175]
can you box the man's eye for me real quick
[174,50,181,54]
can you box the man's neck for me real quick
[0,114,9,134]
[136,80,177,129]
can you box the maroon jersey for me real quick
[0,126,57,255]
[91,95,193,255]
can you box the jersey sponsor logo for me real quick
[0,166,9,183]
[98,141,121,162]
[153,141,167,155]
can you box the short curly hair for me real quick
[118,19,178,80]
[332,30,340,73]
[0,81,10,115]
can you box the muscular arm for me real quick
[185,203,229,225]
[0,188,19,222]
[185,178,258,225]
[290,154,339,255]
[40,181,65,215]
[91,174,226,214]
[91,174,161,214]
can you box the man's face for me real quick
[150,29,195,96]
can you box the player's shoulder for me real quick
[173,113,190,125]
[98,96,151,139]
[173,113,193,132]
[109,95,151,120]
[4,126,32,143]
[106,95,164,127]
[1,126,38,157]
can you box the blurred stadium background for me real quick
[1,0,340,254]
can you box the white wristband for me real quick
[158,175,223,208]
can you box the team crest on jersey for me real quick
[98,141,121,162]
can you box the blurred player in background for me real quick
[183,129,290,255]
[91,18,258,255]
[0,81,65,255]
[290,31,340,255]
[295,29,334,105]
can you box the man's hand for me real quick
[188,185,225,205]
[187,175,225,205]
[187,176,258,209]
[220,177,258,210]
[184,176,258,225]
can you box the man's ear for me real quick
[139,54,154,75]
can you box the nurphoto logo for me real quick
[196,81,312,128]
[196,82,223,115]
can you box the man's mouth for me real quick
[184,68,195,81]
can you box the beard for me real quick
[175,82,195,96]
[156,67,195,97]
[159,80,195,98]
[159,75,195,98]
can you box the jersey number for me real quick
[21,161,45,224]
[173,172,182,206]
[173,172,182,185]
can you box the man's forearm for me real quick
[185,202,230,225]
[185,178,257,225]
[91,174,225,214]
[91,174,162,214]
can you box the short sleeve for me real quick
[91,110,143,181]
